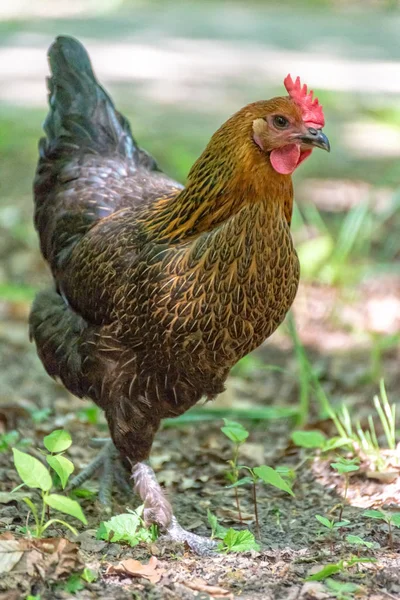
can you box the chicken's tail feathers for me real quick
[41,36,138,161]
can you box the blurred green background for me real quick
[0,0,399,417]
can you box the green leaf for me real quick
[218,528,260,553]
[46,455,74,489]
[44,494,87,524]
[69,487,96,500]
[325,578,360,593]
[315,514,333,529]
[275,465,296,482]
[391,514,400,528]
[96,510,152,546]
[330,457,360,474]
[81,567,98,583]
[41,518,78,537]
[306,563,342,581]
[291,430,327,449]
[207,510,229,539]
[253,465,295,497]
[334,520,351,528]
[63,573,84,594]
[221,420,249,444]
[346,534,374,548]
[12,448,52,492]
[321,436,354,451]
[226,476,253,489]
[22,496,40,530]
[363,509,386,521]
[0,430,20,453]
[30,408,52,424]
[43,430,72,453]
[331,462,360,474]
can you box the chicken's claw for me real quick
[161,517,218,556]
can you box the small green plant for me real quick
[363,508,400,549]
[221,419,249,522]
[56,574,84,594]
[345,534,375,550]
[325,578,362,600]
[81,567,98,583]
[207,510,259,553]
[42,429,75,489]
[315,514,350,552]
[96,505,158,547]
[54,568,98,595]
[29,407,52,424]
[315,515,351,532]
[12,430,86,538]
[221,419,295,537]
[208,509,229,539]
[229,465,295,538]
[291,430,352,453]
[218,528,260,553]
[0,430,20,453]
[77,405,101,425]
[306,556,376,582]
[0,430,31,453]
[335,380,398,471]
[331,457,360,520]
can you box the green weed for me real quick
[12,430,86,538]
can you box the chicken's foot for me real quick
[70,443,216,554]
[69,438,131,506]
[132,462,217,556]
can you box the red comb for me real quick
[284,74,325,129]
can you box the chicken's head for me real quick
[251,74,330,175]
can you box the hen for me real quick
[30,36,329,553]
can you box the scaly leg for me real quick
[132,462,217,556]
[71,445,217,554]
[69,438,131,505]
[78,404,217,554]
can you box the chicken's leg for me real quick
[69,439,131,506]
[70,413,217,554]
[132,462,217,555]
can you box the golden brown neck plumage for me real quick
[142,109,294,243]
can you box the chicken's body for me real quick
[30,37,329,551]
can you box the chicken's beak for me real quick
[299,127,330,152]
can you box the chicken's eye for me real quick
[273,115,289,129]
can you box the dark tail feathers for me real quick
[41,35,137,160]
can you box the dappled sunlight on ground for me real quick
[1,38,400,110]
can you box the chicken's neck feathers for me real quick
[140,137,294,245]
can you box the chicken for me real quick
[30,36,330,553]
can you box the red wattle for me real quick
[270,144,301,175]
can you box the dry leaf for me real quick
[216,507,254,523]
[185,578,233,598]
[0,539,24,573]
[106,555,164,584]
[0,535,81,579]
[366,470,398,484]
